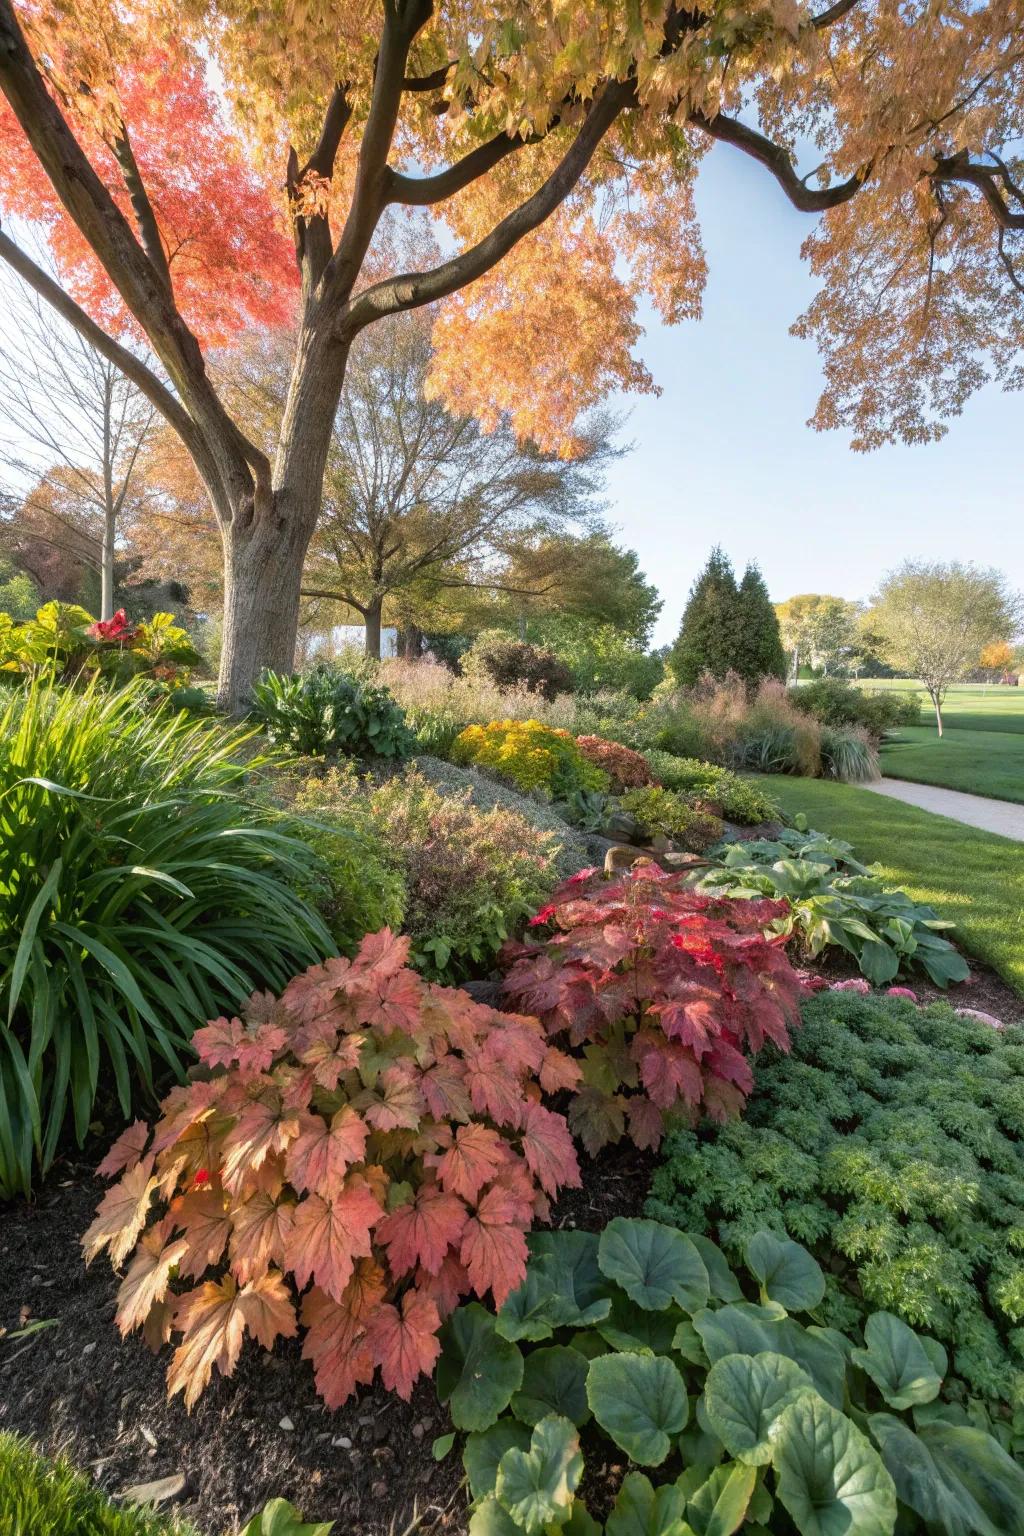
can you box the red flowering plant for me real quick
[500,863,803,1156]
[82,929,581,1411]
[86,608,138,643]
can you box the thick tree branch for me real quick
[809,0,862,28]
[402,62,454,92]
[690,109,866,209]
[931,152,1024,229]
[288,83,353,291]
[342,79,630,332]
[387,125,546,206]
[109,121,174,291]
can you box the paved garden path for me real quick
[862,777,1024,842]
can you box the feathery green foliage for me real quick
[0,675,331,1197]
[647,991,1024,1420]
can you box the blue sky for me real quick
[603,143,1024,650]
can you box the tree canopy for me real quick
[868,561,1023,732]
[2,0,1022,703]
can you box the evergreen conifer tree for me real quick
[736,563,787,682]
[668,547,742,686]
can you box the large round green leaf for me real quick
[867,1414,999,1536]
[437,1303,524,1431]
[745,1232,825,1314]
[598,1294,683,1355]
[598,1218,709,1313]
[703,1351,815,1465]
[464,1422,532,1503]
[512,1346,590,1428]
[689,1235,742,1303]
[586,1352,688,1466]
[606,1471,689,1536]
[496,1414,583,1535]
[693,1304,846,1409]
[499,1232,612,1341]
[469,1496,522,1536]
[685,1463,757,1536]
[771,1394,897,1536]
[850,1312,944,1410]
[916,1422,1024,1536]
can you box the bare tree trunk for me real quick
[931,689,944,736]
[364,595,383,660]
[101,498,115,620]
[218,511,310,707]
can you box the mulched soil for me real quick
[0,1143,652,1536]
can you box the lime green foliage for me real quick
[0,1433,199,1536]
[644,753,779,825]
[452,719,608,799]
[276,765,407,952]
[619,785,724,852]
[763,775,1024,994]
[0,560,38,621]
[647,991,1024,1419]
[698,827,969,987]
[0,602,200,684]
[250,665,414,759]
[240,1497,332,1536]
[537,619,664,698]
[437,1217,1024,1536]
[0,675,331,1198]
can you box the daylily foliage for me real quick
[83,929,581,1409]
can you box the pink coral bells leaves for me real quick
[502,863,803,1154]
[83,930,578,1409]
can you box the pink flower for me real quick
[829,978,871,994]
[886,986,919,1002]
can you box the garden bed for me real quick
[0,1144,651,1535]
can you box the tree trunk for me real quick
[364,595,383,660]
[217,510,311,709]
[931,690,944,736]
[101,496,115,621]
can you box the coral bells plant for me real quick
[574,735,655,792]
[501,864,803,1157]
[81,929,581,1411]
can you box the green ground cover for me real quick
[762,776,1024,995]
[0,1433,198,1536]
[880,725,1024,802]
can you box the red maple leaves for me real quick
[502,862,802,1155]
[84,928,580,1409]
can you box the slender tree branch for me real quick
[287,83,353,289]
[810,0,862,28]
[387,125,546,206]
[108,120,174,291]
[931,152,1024,229]
[689,109,866,210]
[402,61,454,92]
[997,227,1024,294]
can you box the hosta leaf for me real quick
[469,1496,521,1536]
[495,1414,583,1535]
[606,1471,690,1536]
[464,1422,532,1502]
[703,1351,815,1465]
[744,1232,825,1314]
[437,1303,524,1431]
[850,1312,944,1410]
[867,1415,1000,1536]
[685,1463,757,1536]
[586,1351,688,1466]
[598,1218,709,1313]
[771,1393,897,1536]
[512,1345,590,1427]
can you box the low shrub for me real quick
[698,829,970,986]
[462,631,573,701]
[647,990,1024,1423]
[83,929,581,1411]
[535,620,664,698]
[574,735,655,791]
[366,771,559,981]
[437,1216,1024,1536]
[792,677,922,733]
[0,675,331,1199]
[819,722,881,782]
[0,1432,200,1536]
[618,785,725,851]
[501,863,803,1155]
[0,601,201,686]
[643,751,780,824]
[250,665,414,759]
[452,719,607,800]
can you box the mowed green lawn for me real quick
[763,776,1024,996]
[858,682,1024,802]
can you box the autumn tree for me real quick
[0,270,159,618]
[979,640,1015,678]
[868,561,1022,734]
[775,593,860,679]
[3,0,1024,707]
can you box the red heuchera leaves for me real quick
[83,930,580,1410]
[502,863,802,1154]
[574,736,656,792]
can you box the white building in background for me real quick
[307,624,399,659]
